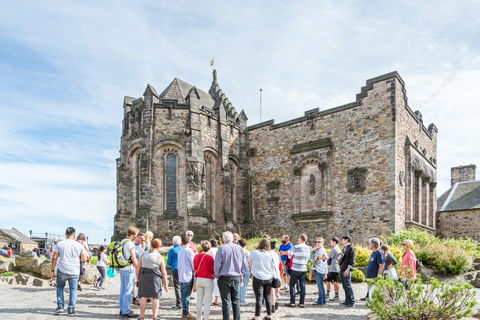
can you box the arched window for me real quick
[166,153,177,211]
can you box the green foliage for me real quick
[0,271,14,276]
[387,228,438,247]
[416,245,473,274]
[366,276,477,320]
[90,255,98,265]
[355,245,371,267]
[351,268,365,282]
[387,228,480,257]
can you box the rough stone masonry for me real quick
[114,70,438,244]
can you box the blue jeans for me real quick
[119,269,136,315]
[218,276,241,320]
[96,266,106,288]
[56,270,79,312]
[341,270,355,305]
[314,271,326,305]
[289,271,306,305]
[240,270,250,303]
[180,278,194,316]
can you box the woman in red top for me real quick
[7,247,13,258]
[400,239,416,289]
[194,240,215,320]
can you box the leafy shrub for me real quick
[355,245,371,267]
[366,276,477,320]
[0,271,14,276]
[351,268,365,282]
[415,245,473,274]
[387,228,438,247]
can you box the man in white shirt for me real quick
[50,227,85,317]
[118,226,139,318]
[287,234,310,307]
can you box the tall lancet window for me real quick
[166,153,177,211]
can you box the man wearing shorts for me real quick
[326,237,341,301]
[278,235,293,291]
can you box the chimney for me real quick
[451,164,476,186]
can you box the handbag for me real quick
[270,253,281,288]
[193,254,207,292]
[336,252,344,266]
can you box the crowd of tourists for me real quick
[49,226,417,319]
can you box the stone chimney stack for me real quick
[451,164,476,186]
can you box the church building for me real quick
[114,70,438,244]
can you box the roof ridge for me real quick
[440,183,459,211]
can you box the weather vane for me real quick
[210,57,214,70]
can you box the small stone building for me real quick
[437,165,480,240]
[114,70,438,244]
[0,228,38,254]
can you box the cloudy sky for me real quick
[1,1,479,244]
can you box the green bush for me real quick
[355,245,371,267]
[0,271,14,276]
[366,276,477,320]
[416,244,473,274]
[387,228,438,247]
[351,268,365,282]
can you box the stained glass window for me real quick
[166,153,177,211]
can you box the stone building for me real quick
[436,165,480,240]
[0,228,38,254]
[114,70,438,244]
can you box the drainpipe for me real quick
[246,128,254,237]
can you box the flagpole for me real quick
[259,89,263,123]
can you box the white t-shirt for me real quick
[120,239,136,271]
[54,239,84,276]
[268,250,280,279]
[314,247,328,274]
[96,252,107,268]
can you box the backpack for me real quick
[108,239,132,268]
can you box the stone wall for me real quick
[248,72,438,244]
[451,164,476,186]
[436,209,480,241]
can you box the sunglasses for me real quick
[315,241,322,243]
[402,243,406,246]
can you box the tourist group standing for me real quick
[50,225,417,319]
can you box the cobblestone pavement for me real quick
[0,276,373,320]
[2,277,479,320]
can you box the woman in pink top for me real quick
[399,239,416,289]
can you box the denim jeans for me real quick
[289,271,306,305]
[341,270,355,305]
[180,278,194,316]
[252,277,272,317]
[119,269,136,315]
[56,270,79,312]
[240,270,250,303]
[314,271,326,305]
[96,266,106,288]
[218,275,241,320]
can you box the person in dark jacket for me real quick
[339,235,356,308]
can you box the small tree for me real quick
[366,276,477,320]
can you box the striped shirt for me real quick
[288,243,310,272]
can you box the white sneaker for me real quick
[55,307,64,314]
[240,302,248,306]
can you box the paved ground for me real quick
[2,276,480,320]
[0,276,373,320]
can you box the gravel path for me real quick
[0,277,372,319]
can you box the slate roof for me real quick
[158,78,215,109]
[437,180,480,212]
[0,228,37,245]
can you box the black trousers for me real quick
[172,269,181,307]
[252,277,273,317]
[218,276,241,320]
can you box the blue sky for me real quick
[1,1,480,244]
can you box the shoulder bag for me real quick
[270,253,281,288]
[193,253,207,292]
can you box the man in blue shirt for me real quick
[167,235,182,310]
[178,235,195,319]
[362,237,384,301]
[278,235,293,291]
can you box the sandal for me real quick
[298,304,305,308]
[285,303,296,307]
